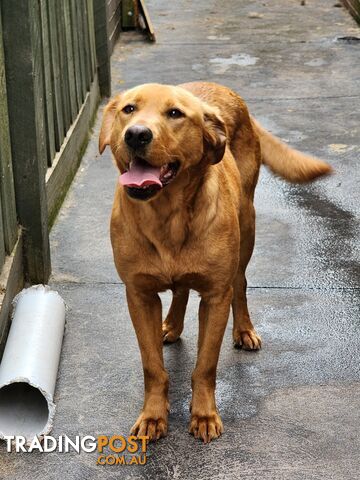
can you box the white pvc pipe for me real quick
[0,285,66,442]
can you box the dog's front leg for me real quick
[126,287,169,441]
[189,287,232,443]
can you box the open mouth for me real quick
[119,157,180,200]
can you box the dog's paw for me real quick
[189,412,224,443]
[162,320,182,343]
[130,413,168,441]
[233,329,262,350]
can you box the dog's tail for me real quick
[251,116,332,183]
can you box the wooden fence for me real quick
[0,0,123,349]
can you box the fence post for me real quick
[93,0,111,97]
[0,6,17,256]
[1,0,51,283]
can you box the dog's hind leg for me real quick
[162,288,189,343]
[232,201,262,350]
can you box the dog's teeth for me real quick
[161,164,170,174]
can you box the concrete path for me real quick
[1,1,360,479]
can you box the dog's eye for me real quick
[167,108,184,119]
[122,104,135,114]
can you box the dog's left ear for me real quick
[99,95,121,154]
[203,106,227,164]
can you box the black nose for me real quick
[124,125,153,150]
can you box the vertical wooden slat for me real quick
[108,0,122,51]
[87,0,97,79]
[0,7,18,254]
[63,0,77,121]
[82,0,92,88]
[2,0,51,283]
[70,0,83,107]
[0,198,5,270]
[93,0,111,97]
[76,0,88,97]
[56,0,71,133]
[48,0,65,150]
[40,0,56,165]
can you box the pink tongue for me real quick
[119,158,162,187]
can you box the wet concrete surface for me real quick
[1,1,359,479]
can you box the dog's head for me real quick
[99,83,226,201]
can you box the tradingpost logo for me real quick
[4,434,149,466]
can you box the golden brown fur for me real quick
[99,82,331,443]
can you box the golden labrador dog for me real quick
[99,82,331,443]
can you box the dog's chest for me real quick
[112,187,240,292]
[120,220,217,291]
[131,248,214,293]
[144,210,189,253]
[130,222,238,293]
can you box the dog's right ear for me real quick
[99,96,121,154]
[202,105,227,165]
